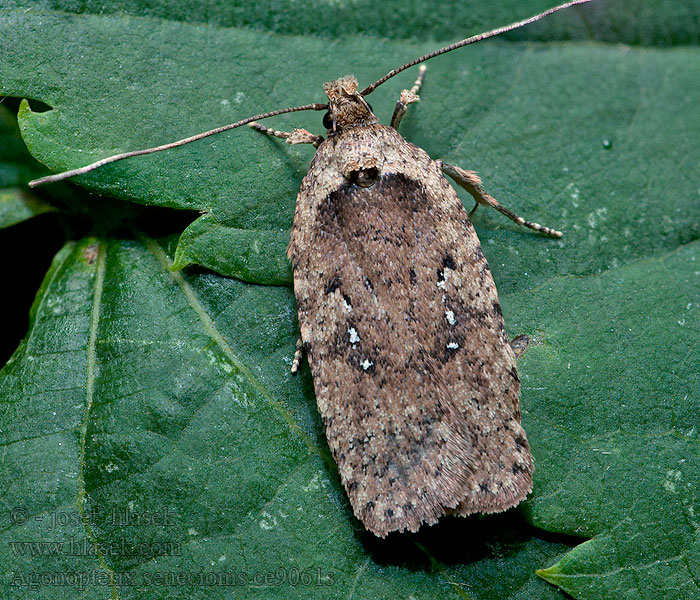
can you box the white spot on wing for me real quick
[348,327,360,344]
[361,359,374,370]
[445,310,455,325]
[446,342,459,350]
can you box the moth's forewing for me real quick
[288,125,533,537]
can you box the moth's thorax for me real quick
[323,75,378,134]
[298,124,437,204]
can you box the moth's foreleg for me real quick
[248,122,324,148]
[290,338,304,374]
[439,162,563,238]
[390,65,427,130]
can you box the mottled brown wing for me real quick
[288,125,532,537]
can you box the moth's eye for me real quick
[323,112,333,129]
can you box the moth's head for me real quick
[322,75,377,135]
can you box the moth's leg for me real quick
[390,65,427,130]
[510,334,530,358]
[291,338,304,374]
[439,161,563,238]
[249,122,324,148]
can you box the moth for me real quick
[30,0,592,537]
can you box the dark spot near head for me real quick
[512,464,524,475]
[436,268,445,282]
[514,436,526,449]
[442,254,456,270]
[365,501,376,511]
[479,483,489,492]
[347,481,358,491]
[348,167,380,188]
[364,277,374,292]
[385,508,394,518]
[409,268,416,285]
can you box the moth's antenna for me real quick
[28,103,328,187]
[361,0,593,96]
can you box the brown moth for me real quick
[30,0,592,537]
[286,75,555,537]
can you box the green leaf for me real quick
[171,213,292,285]
[1,0,697,43]
[0,187,54,229]
[508,240,700,599]
[0,104,55,228]
[1,1,700,598]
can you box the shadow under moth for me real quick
[30,0,592,537]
